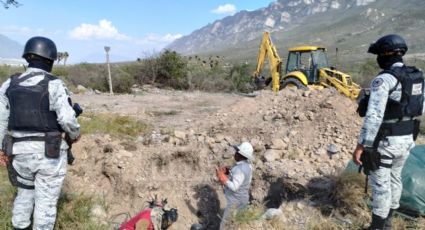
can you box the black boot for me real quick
[383,209,395,230]
[365,213,386,230]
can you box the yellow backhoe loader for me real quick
[253,32,361,99]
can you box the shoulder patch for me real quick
[372,78,384,88]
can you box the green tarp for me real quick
[399,145,425,215]
[346,145,425,216]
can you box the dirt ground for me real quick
[63,86,412,229]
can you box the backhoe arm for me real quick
[254,32,283,92]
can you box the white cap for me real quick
[234,142,254,161]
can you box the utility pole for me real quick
[104,46,113,95]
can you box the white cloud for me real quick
[211,4,237,15]
[70,32,183,62]
[0,25,61,38]
[68,19,129,40]
[144,33,183,43]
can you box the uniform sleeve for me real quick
[358,75,393,147]
[49,79,80,140]
[225,167,245,192]
[0,79,10,144]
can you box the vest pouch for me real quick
[2,134,14,156]
[356,88,370,117]
[45,132,62,158]
[413,119,421,141]
[360,147,381,175]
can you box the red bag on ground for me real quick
[119,209,154,230]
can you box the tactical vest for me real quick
[383,66,424,119]
[6,72,62,132]
[357,66,424,119]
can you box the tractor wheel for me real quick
[281,78,308,90]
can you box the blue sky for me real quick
[0,0,271,63]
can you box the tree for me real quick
[1,0,20,9]
[56,52,63,64]
[63,52,69,66]
[157,50,189,89]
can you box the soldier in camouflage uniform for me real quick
[353,34,425,230]
[0,36,80,230]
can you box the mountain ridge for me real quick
[167,0,425,63]
[0,34,23,58]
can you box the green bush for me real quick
[228,63,254,92]
[67,63,109,92]
[0,53,257,94]
[110,68,135,94]
[186,64,231,92]
[156,50,189,89]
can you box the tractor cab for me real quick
[285,46,328,84]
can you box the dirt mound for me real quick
[65,87,362,229]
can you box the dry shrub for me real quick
[268,215,296,230]
[152,148,200,170]
[172,149,200,167]
[306,215,345,230]
[152,153,170,169]
[225,204,265,229]
[330,172,368,215]
[326,171,370,228]
[392,216,425,230]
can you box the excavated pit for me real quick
[65,86,364,229]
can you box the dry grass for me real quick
[79,113,152,137]
[285,148,301,160]
[268,215,287,230]
[392,216,425,230]
[151,149,200,169]
[330,172,369,215]
[318,171,371,229]
[0,168,16,229]
[56,193,110,230]
[146,109,180,117]
[225,204,265,229]
[305,215,345,230]
[0,168,109,230]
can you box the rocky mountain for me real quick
[0,34,22,58]
[167,0,425,63]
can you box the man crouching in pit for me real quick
[216,142,254,230]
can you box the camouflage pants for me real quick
[370,136,414,218]
[11,151,67,230]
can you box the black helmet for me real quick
[22,36,57,61]
[190,223,205,230]
[368,34,407,56]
